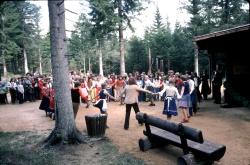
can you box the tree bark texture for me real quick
[88,58,92,74]
[83,54,86,74]
[194,42,199,76]
[97,40,103,76]
[1,50,7,77]
[38,47,42,74]
[118,0,125,76]
[148,48,152,75]
[156,57,159,71]
[23,47,29,74]
[46,0,84,145]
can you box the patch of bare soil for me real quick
[0,99,250,165]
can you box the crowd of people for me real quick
[0,73,53,105]
[0,69,221,129]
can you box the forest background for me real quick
[0,0,249,77]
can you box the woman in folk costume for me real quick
[48,87,55,119]
[93,83,116,128]
[87,77,96,103]
[155,78,181,119]
[178,75,192,123]
[39,82,50,114]
[79,80,90,108]
[115,75,126,104]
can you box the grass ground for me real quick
[1,100,250,164]
[0,131,144,165]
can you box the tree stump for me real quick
[85,114,107,137]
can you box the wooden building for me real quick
[193,24,250,107]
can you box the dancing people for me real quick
[120,77,153,130]
[154,78,181,120]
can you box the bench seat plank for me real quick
[149,126,226,161]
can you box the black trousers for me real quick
[213,85,221,104]
[124,103,140,129]
[17,92,24,104]
[9,88,16,104]
[34,87,40,100]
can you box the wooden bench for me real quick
[136,112,226,165]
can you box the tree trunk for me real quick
[83,54,86,75]
[160,59,164,72]
[38,47,42,74]
[156,57,159,71]
[88,58,92,74]
[194,42,199,76]
[147,47,152,75]
[225,0,229,24]
[23,47,29,74]
[3,56,7,77]
[97,40,103,76]
[167,59,170,71]
[45,0,85,145]
[118,0,125,75]
[247,0,250,23]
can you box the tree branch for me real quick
[65,8,78,15]
[57,0,64,7]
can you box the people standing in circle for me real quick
[120,77,153,130]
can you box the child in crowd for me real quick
[155,79,181,119]
[79,81,90,108]
[93,83,117,128]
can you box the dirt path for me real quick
[0,100,250,165]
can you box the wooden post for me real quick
[194,42,199,76]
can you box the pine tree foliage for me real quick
[0,1,41,75]
[0,0,249,76]
[0,2,21,75]
[153,6,164,31]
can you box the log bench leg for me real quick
[177,154,196,165]
[177,153,214,165]
[139,138,152,151]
